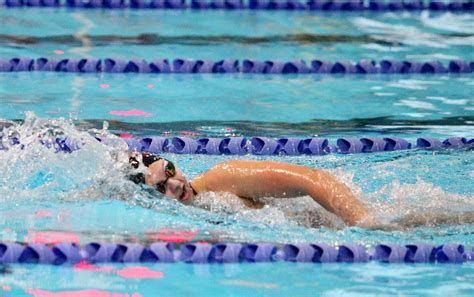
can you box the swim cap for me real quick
[128,152,162,184]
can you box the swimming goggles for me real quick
[153,159,176,194]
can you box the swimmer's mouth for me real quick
[179,185,189,202]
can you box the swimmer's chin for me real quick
[177,186,194,205]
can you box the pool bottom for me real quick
[1,262,473,296]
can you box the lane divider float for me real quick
[0,58,472,74]
[2,0,473,11]
[0,242,472,264]
[1,135,472,155]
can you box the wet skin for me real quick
[145,159,371,227]
[145,159,194,204]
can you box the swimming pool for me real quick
[1,5,474,297]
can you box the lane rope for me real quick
[0,242,472,264]
[1,0,473,11]
[1,135,472,155]
[1,58,473,74]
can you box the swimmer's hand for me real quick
[355,215,398,231]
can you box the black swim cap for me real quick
[128,152,162,184]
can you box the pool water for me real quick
[1,9,474,61]
[1,73,472,138]
[0,6,473,297]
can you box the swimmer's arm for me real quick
[193,160,373,227]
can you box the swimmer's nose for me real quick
[167,179,182,195]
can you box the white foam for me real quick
[425,96,469,105]
[395,99,437,110]
[420,11,474,34]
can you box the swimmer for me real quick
[128,152,378,228]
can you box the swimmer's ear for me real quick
[129,156,140,169]
[129,173,145,184]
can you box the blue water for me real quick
[1,9,473,61]
[0,6,473,297]
[1,72,473,138]
[0,262,473,296]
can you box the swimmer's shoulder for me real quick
[210,159,299,170]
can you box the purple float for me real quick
[434,244,465,264]
[180,243,213,263]
[416,138,443,149]
[197,138,222,154]
[404,244,435,263]
[0,243,25,263]
[149,59,171,73]
[141,243,175,262]
[209,243,243,263]
[250,137,279,155]
[360,137,387,152]
[311,243,338,262]
[374,244,407,263]
[277,138,301,155]
[337,244,368,262]
[166,137,199,154]
[356,59,379,74]
[442,137,467,148]
[283,244,316,262]
[18,244,55,264]
[10,57,34,71]
[383,137,411,151]
[112,243,145,262]
[297,138,329,155]
[84,242,118,263]
[52,243,82,265]
[337,138,364,154]
[240,243,277,262]
[140,137,167,154]
[219,137,248,154]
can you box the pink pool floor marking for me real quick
[109,109,151,117]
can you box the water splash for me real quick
[0,114,473,245]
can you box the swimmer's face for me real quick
[145,159,195,204]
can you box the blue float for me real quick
[311,243,338,262]
[250,137,279,155]
[149,59,171,73]
[3,134,472,155]
[356,59,379,74]
[140,243,175,262]
[84,242,118,263]
[404,244,435,263]
[337,244,368,262]
[197,138,222,154]
[383,137,412,151]
[277,138,301,155]
[219,137,248,155]
[1,58,472,74]
[434,244,465,264]
[0,243,25,263]
[297,138,329,155]
[442,137,467,148]
[0,242,471,264]
[283,244,316,262]
[18,244,55,264]
[209,243,243,263]
[240,243,277,262]
[3,0,473,9]
[140,137,167,154]
[337,138,364,154]
[180,243,213,263]
[360,137,387,153]
[416,138,443,150]
[52,243,82,265]
[167,137,199,154]
[111,243,146,262]
[373,244,407,263]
